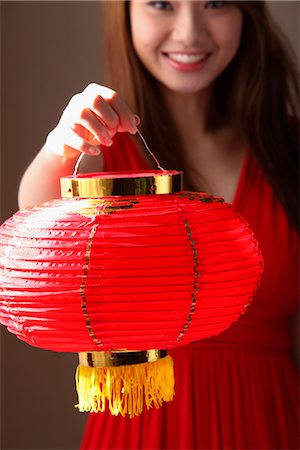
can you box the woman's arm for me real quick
[18,83,139,208]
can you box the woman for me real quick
[18,1,299,449]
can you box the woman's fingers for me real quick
[46,125,101,158]
[83,84,138,135]
[46,83,140,158]
[105,91,138,134]
[89,93,120,135]
[75,108,113,146]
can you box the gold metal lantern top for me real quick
[60,170,183,198]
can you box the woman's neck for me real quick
[160,84,244,158]
[161,86,211,137]
[159,84,246,203]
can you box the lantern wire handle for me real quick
[73,152,85,176]
[73,135,99,176]
[136,129,165,171]
[73,129,165,177]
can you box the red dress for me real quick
[81,134,299,449]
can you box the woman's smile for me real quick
[161,51,211,72]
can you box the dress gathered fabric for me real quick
[81,133,299,450]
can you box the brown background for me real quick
[1,2,299,449]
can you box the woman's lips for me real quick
[162,52,210,72]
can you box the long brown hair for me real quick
[102,1,299,229]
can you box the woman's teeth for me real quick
[166,53,207,64]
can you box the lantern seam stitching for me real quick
[80,221,103,347]
[176,218,200,342]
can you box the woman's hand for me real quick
[45,83,140,158]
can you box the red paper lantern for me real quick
[0,170,263,417]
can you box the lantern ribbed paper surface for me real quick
[0,170,263,417]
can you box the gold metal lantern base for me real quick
[76,350,175,418]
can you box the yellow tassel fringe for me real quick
[75,355,175,418]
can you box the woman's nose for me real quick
[172,7,208,46]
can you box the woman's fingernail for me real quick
[87,146,101,156]
[91,136,100,145]
[129,124,138,134]
[105,136,113,146]
[129,116,140,133]
[134,114,141,126]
